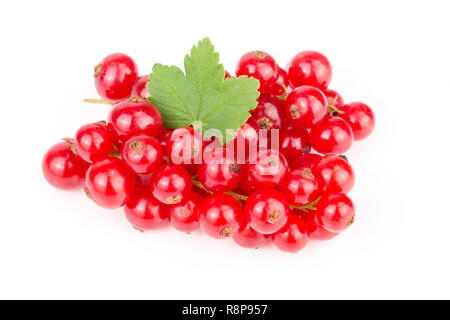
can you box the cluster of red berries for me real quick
[42,50,375,253]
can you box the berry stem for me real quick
[191,179,320,212]
[84,98,114,105]
[328,96,344,115]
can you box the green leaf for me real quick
[147,37,260,143]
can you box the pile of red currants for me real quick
[43,49,375,253]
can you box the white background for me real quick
[1,0,449,300]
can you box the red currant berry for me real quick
[238,165,257,195]
[131,74,150,99]
[135,174,152,190]
[248,149,288,188]
[316,193,355,233]
[198,148,242,192]
[124,191,168,230]
[287,51,332,89]
[149,164,192,205]
[84,157,136,209]
[168,192,202,233]
[312,155,355,194]
[224,70,232,79]
[309,117,354,154]
[251,94,286,130]
[74,122,113,163]
[281,169,320,206]
[244,189,289,234]
[236,51,278,94]
[340,102,375,141]
[94,53,138,101]
[285,86,328,128]
[233,223,270,249]
[121,135,164,175]
[199,193,245,239]
[299,210,337,240]
[166,127,203,165]
[226,118,259,162]
[322,88,344,109]
[292,153,323,171]
[42,141,89,190]
[108,97,162,142]
[269,67,291,96]
[272,214,309,253]
[279,126,310,164]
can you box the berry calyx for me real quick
[248,149,288,188]
[285,86,328,129]
[272,214,309,253]
[236,50,278,94]
[149,164,192,205]
[121,135,164,175]
[312,154,355,194]
[244,189,289,235]
[315,193,355,233]
[339,102,375,140]
[168,192,203,233]
[250,94,286,130]
[42,141,89,190]
[94,53,138,101]
[84,157,136,209]
[74,122,114,163]
[199,193,245,239]
[124,191,169,230]
[309,116,354,154]
[107,96,162,142]
[287,51,332,89]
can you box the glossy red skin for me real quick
[108,97,162,142]
[168,192,202,233]
[269,67,290,96]
[287,51,332,89]
[74,123,113,163]
[135,174,152,190]
[292,153,323,171]
[309,117,354,154]
[236,51,278,94]
[281,169,320,206]
[250,94,286,130]
[199,193,245,239]
[322,88,344,108]
[166,127,203,165]
[299,210,338,240]
[199,148,242,192]
[124,192,168,230]
[131,74,150,99]
[316,193,355,233]
[157,127,173,164]
[340,102,375,140]
[285,86,328,129]
[248,149,288,188]
[238,165,257,195]
[233,223,270,249]
[85,157,136,209]
[149,164,192,205]
[42,142,88,189]
[272,214,309,253]
[226,118,259,162]
[244,189,289,235]
[312,155,355,194]
[279,126,310,164]
[94,53,138,101]
[224,70,232,79]
[121,135,164,175]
